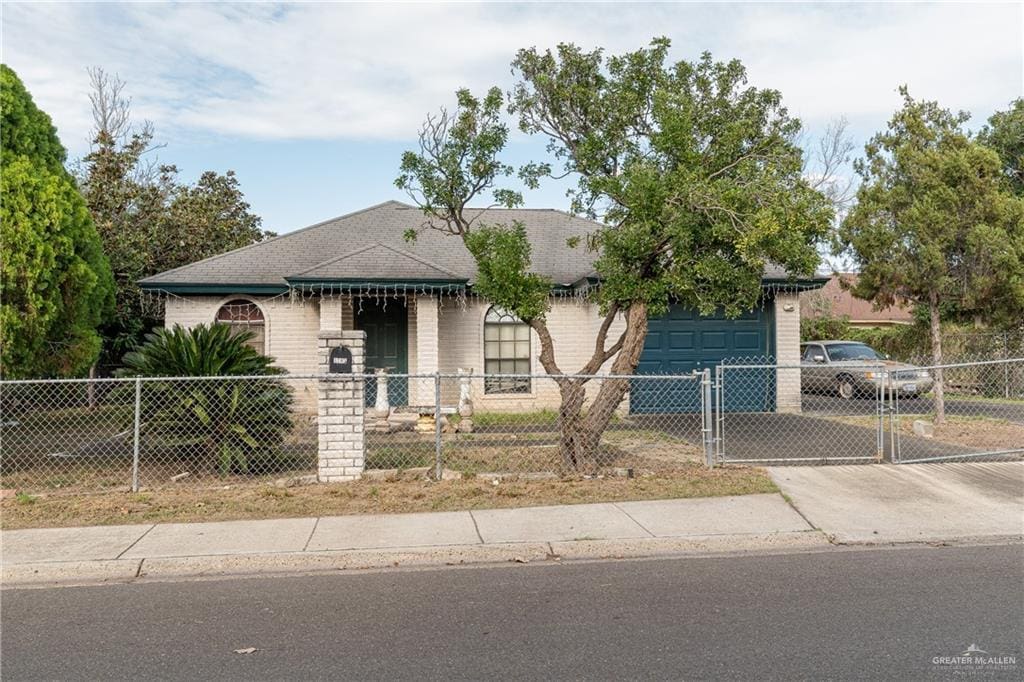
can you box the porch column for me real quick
[415,293,439,405]
[319,297,343,331]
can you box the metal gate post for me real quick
[714,365,724,464]
[890,378,900,464]
[701,369,713,468]
[131,376,142,492]
[433,372,443,480]
[876,371,884,462]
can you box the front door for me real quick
[355,300,408,406]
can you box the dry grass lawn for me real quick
[0,464,773,530]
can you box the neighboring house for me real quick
[801,274,914,328]
[140,201,824,413]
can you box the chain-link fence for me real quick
[3,359,1020,496]
[715,363,888,464]
[713,358,1024,465]
[361,373,711,481]
[1,372,713,495]
[1,375,320,495]
[889,358,1024,463]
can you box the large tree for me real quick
[0,65,114,378]
[77,68,271,364]
[839,88,1024,422]
[398,39,833,470]
[979,98,1024,197]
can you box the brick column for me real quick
[415,294,439,405]
[317,330,366,482]
[774,292,802,414]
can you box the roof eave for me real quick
[138,282,291,295]
[286,277,468,291]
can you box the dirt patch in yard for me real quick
[897,417,1024,451]
[0,464,771,530]
[832,415,1024,452]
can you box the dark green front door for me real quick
[355,301,408,406]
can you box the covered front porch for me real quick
[318,293,444,408]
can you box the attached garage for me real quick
[630,298,778,414]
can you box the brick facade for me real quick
[162,292,799,413]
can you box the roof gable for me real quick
[288,242,465,283]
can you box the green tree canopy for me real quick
[979,98,1024,196]
[77,68,270,364]
[0,64,114,378]
[398,39,833,469]
[838,88,1024,421]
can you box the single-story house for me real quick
[140,201,825,413]
[801,274,914,328]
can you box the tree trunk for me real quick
[555,378,589,472]
[529,302,649,474]
[553,303,649,473]
[929,293,945,424]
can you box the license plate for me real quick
[902,383,917,393]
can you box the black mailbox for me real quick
[328,346,353,374]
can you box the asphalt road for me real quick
[3,544,1022,680]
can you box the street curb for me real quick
[550,530,829,559]
[1,532,833,588]
[3,559,143,587]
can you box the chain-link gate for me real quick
[713,363,889,465]
[890,358,1024,464]
[710,358,1024,466]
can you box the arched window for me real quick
[483,306,530,394]
[216,299,266,355]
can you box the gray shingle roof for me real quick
[289,242,465,282]
[139,199,822,291]
[139,200,599,289]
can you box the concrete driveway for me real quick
[769,461,1024,543]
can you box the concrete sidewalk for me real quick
[5,463,1021,587]
[2,494,823,587]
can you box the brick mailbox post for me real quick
[317,330,366,482]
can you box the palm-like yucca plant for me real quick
[119,324,294,475]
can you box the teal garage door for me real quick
[631,302,775,413]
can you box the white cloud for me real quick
[2,1,1021,155]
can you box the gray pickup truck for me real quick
[800,340,933,399]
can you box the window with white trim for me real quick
[215,299,266,355]
[483,306,531,394]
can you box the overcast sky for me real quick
[3,1,1022,233]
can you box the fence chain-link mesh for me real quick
[363,373,710,480]
[4,359,1020,495]
[715,364,887,464]
[714,358,1023,465]
[890,358,1024,463]
[2,376,319,495]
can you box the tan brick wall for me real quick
[435,298,627,412]
[164,295,320,407]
